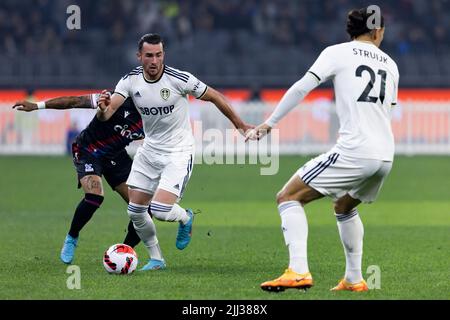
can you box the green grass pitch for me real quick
[0,155,448,299]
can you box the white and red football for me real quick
[103,243,138,274]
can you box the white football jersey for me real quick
[114,65,208,153]
[309,40,399,161]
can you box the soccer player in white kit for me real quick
[97,34,252,271]
[246,7,399,291]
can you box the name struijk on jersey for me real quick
[353,48,388,63]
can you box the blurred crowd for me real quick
[1,0,449,55]
[1,0,449,87]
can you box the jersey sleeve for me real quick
[183,73,208,99]
[392,71,399,106]
[265,72,320,127]
[114,76,131,99]
[308,46,337,84]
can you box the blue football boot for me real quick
[176,209,194,250]
[60,234,78,264]
[140,259,167,271]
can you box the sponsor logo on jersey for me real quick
[85,163,94,172]
[114,124,145,140]
[124,111,130,118]
[138,105,175,116]
[160,88,170,100]
[173,184,180,190]
[134,91,142,97]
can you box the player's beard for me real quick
[147,64,161,78]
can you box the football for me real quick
[103,244,138,274]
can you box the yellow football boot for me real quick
[261,268,313,292]
[330,279,369,292]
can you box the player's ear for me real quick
[369,29,377,42]
[374,28,384,42]
[136,51,142,61]
[369,29,377,40]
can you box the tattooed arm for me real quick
[13,95,97,112]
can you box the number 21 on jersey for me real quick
[356,65,387,104]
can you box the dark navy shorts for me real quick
[72,143,133,190]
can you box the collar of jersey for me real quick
[353,39,377,47]
[143,65,165,83]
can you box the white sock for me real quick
[127,202,163,260]
[278,201,309,274]
[335,209,364,283]
[149,243,163,261]
[150,201,189,224]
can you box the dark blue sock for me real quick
[68,193,104,238]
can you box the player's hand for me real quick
[12,100,37,112]
[97,90,111,111]
[238,123,255,137]
[245,123,272,142]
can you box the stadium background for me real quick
[0,0,449,300]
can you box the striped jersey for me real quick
[114,65,208,153]
[75,95,144,159]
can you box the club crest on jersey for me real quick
[85,163,94,172]
[160,88,170,100]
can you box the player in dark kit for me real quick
[13,93,147,264]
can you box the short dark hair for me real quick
[138,33,164,51]
[346,7,385,39]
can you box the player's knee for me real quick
[276,190,284,204]
[334,203,343,214]
[81,176,104,195]
[276,190,293,205]
[334,195,360,214]
[277,189,307,206]
[334,202,354,214]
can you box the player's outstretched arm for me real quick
[12,95,94,112]
[96,90,125,121]
[245,72,319,141]
[200,87,254,135]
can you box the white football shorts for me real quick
[126,146,194,199]
[297,149,392,203]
